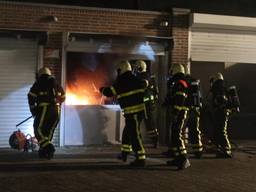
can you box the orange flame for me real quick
[65,92,90,105]
[65,83,104,105]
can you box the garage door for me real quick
[0,38,38,148]
[191,27,256,63]
[190,13,256,139]
[190,13,256,63]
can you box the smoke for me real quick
[134,42,156,61]
[96,38,156,62]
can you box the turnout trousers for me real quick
[121,113,146,161]
[169,110,188,159]
[213,108,232,155]
[187,107,203,154]
[144,101,158,146]
[33,104,60,149]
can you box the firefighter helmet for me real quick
[116,60,132,75]
[210,72,224,85]
[135,60,147,73]
[38,67,51,77]
[171,64,185,75]
[184,65,190,75]
[215,72,224,81]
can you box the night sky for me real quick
[3,0,256,17]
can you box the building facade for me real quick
[0,1,190,147]
[1,1,255,148]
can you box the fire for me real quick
[65,83,103,105]
[65,59,114,106]
[65,92,90,105]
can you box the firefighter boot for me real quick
[167,156,191,170]
[152,136,158,148]
[216,151,232,159]
[38,147,47,159]
[117,151,129,162]
[45,143,55,160]
[38,143,55,159]
[129,159,146,167]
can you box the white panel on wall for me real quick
[64,105,124,146]
[67,39,166,56]
[191,27,256,63]
[0,38,38,148]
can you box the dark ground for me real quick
[0,140,255,192]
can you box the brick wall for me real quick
[43,32,63,82]
[0,2,170,35]
[171,9,189,68]
[0,2,189,82]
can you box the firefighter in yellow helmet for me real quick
[135,60,159,148]
[209,72,239,158]
[163,63,190,169]
[100,60,148,167]
[27,67,65,159]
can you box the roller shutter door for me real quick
[191,27,256,63]
[190,14,256,139]
[0,38,38,148]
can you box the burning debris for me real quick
[66,52,118,105]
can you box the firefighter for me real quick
[185,71,204,158]
[135,60,159,148]
[209,72,239,158]
[27,67,65,159]
[163,64,191,169]
[100,60,147,167]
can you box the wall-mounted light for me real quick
[160,21,169,27]
[50,16,58,22]
[42,16,58,23]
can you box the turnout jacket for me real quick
[28,74,65,116]
[136,72,158,103]
[101,71,147,116]
[164,73,189,112]
[210,79,227,109]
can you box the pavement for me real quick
[0,140,255,192]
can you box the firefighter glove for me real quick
[30,106,37,117]
[99,87,105,93]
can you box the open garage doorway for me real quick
[61,34,169,146]
[191,61,256,140]
[63,53,168,146]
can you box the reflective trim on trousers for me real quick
[121,144,132,152]
[123,104,145,114]
[49,106,60,141]
[38,105,48,143]
[135,114,146,158]
[138,155,146,160]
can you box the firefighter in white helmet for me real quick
[27,67,65,159]
[208,72,238,158]
[135,60,159,148]
[100,60,148,167]
[163,63,191,169]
